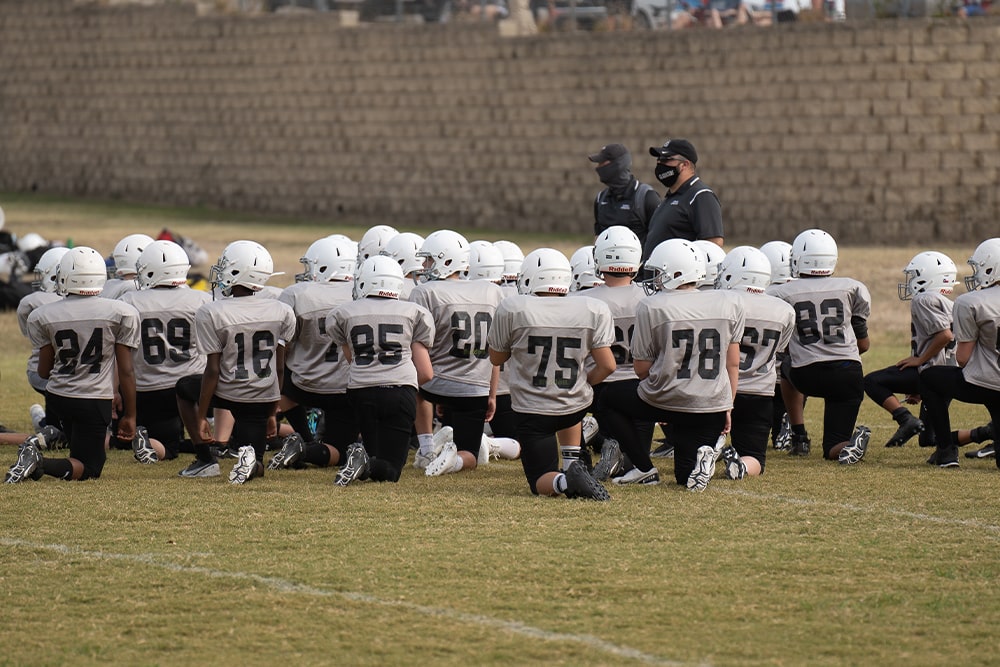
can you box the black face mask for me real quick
[596,153,632,190]
[655,163,680,188]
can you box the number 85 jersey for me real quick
[768,276,871,368]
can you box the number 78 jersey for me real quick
[768,276,871,368]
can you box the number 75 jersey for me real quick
[768,276,871,368]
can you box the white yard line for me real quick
[0,537,692,667]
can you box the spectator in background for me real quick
[955,0,988,16]
[589,143,660,249]
[642,138,723,262]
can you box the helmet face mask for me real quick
[416,230,470,282]
[716,246,772,293]
[211,240,274,297]
[354,255,405,300]
[594,226,642,277]
[965,238,1000,291]
[570,245,603,291]
[898,251,958,300]
[640,239,706,295]
[135,240,190,290]
[791,229,838,278]
[58,247,108,296]
[32,247,70,293]
[517,248,572,296]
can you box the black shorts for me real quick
[419,388,489,455]
[136,387,183,460]
[47,395,112,480]
[731,393,771,470]
[788,360,864,458]
[282,376,358,449]
[513,407,589,495]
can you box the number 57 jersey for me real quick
[487,294,615,416]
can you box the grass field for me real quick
[1,195,997,666]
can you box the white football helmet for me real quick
[965,238,1000,291]
[493,240,524,283]
[0,252,19,284]
[211,240,274,296]
[358,225,399,261]
[791,229,838,277]
[465,241,505,283]
[694,240,726,289]
[759,241,793,284]
[641,239,706,295]
[112,233,154,278]
[298,236,356,283]
[32,247,70,293]
[898,251,957,300]
[380,232,425,276]
[417,230,470,281]
[517,248,572,296]
[17,232,47,254]
[594,226,642,276]
[135,240,190,290]
[58,246,107,296]
[716,246,772,293]
[570,246,604,291]
[354,255,404,300]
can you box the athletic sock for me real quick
[41,458,72,480]
[559,445,581,471]
[792,423,807,437]
[302,443,332,467]
[553,473,568,495]
[970,425,992,443]
[449,455,464,473]
[417,433,434,455]
[194,442,215,463]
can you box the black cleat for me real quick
[885,414,923,447]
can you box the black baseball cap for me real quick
[588,143,629,163]
[649,138,698,164]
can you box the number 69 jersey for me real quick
[487,294,615,416]
[120,287,211,392]
[26,295,140,401]
[194,297,297,403]
[768,276,871,368]
[631,290,745,413]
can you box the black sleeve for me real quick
[691,188,724,241]
[851,315,868,340]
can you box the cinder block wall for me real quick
[2,0,998,243]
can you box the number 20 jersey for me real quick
[120,287,211,392]
[487,294,614,416]
[631,289,745,413]
[767,276,871,368]
[26,295,140,401]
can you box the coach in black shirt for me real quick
[642,138,724,261]
[589,143,660,248]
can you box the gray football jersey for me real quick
[17,291,61,375]
[632,289,745,413]
[409,279,505,392]
[733,292,795,397]
[26,295,140,400]
[195,297,296,403]
[487,294,615,416]
[495,285,520,396]
[278,280,354,394]
[570,283,644,383]
[768,276,871,367]
[953,288,1000,390]
[121,287,211,392]
[101,278,138,300]
[910,292,956,370]
[328,297,435,390]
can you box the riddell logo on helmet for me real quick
[377,290,397,297]
[605,265,634,273]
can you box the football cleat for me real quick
[788,432,811,457]
[28,425,67,452]
[425,442,460,477]
[334,442,370,486]
[965,443,995,459]
[687,445,719,491]
[650,441,675,458]
[885,414,923,447]
[268,433,306,470]
[178,458,221,478]
[721,446,747,480]
[29,403,46,432]
[4,442,42,484]
[564,460,610,500]
[132,426,158,464]
[774,414,792,451]
[839,425,871,465]
[611,467,660,485]
[592,437,624,481]
[582,415,600,446]
[229,445,257,485]
[477,437,491,467]
[413,449,436,470]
